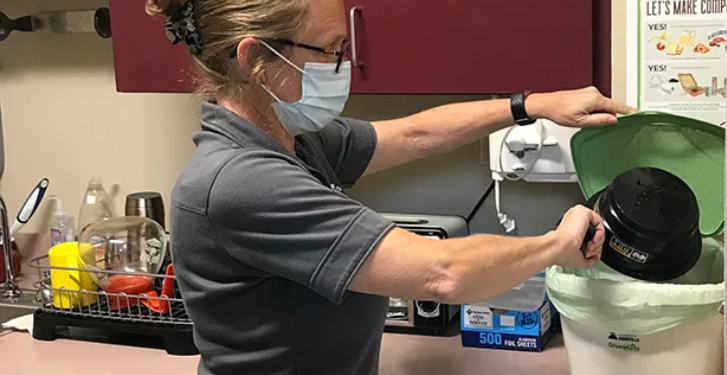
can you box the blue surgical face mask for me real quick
[259,40,351,136]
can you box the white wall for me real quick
[0,0,628,236]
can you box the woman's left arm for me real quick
[363,87,637,176]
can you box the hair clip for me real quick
[164,1,203,56]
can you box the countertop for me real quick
[1,234,571,374]
[0,330,570,375]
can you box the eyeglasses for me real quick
[230,38,350,74]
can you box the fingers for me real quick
[578,98,638,128]
[573,207,604,262]
[583,113,618,127]
[584,239,603,259]
[597,96,639,115]
[584,256,600,268]
[576,248,600,268]
[584,210,604,258]
[557,204,605,268]
[588,210,603,227]
[592,224,606,245]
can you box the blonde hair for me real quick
[145,0,306,99]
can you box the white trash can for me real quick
[561,314,723,375]
[546,238,725,375]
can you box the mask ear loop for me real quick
[257,39,306,103]
[260,82,282,102]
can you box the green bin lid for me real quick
[571,111,725,237]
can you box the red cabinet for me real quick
[110,0,195,93]
[110,0,610,95]
[344,0,593,94]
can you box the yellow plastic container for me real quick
[48,242,98,309]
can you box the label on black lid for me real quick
[609,236,649,264]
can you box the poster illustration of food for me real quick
[635,0,727,126]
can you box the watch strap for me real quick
[511,91,536,126]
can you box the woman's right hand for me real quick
[552,205,605,268]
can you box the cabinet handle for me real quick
[349,6,363,68]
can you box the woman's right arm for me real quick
[208,152,604,306]
[349,205,605,305]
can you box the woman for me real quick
[147,0,636,374]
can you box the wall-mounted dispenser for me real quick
[487,120,579,233]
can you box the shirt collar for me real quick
[199,101,290,155]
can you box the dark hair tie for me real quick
[164,1,203,56]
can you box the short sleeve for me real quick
[314,118,377,187]
[208,151,394,305]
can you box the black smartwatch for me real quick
[510,91,537,126]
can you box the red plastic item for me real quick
[141,264,175,313]
[0,243,21,284]
[104,274,154,310]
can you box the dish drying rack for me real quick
[27,255,198,355]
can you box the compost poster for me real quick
[637,0,727,126]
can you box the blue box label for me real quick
[462,331,543,352]
[461,299,558,352]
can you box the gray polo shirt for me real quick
[170,102,396,375]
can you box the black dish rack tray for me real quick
[28,256,198,355]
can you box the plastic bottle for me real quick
[77,178,116,235]
[50,196,75,246]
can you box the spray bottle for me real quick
[50,196,75,246]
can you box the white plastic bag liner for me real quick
[546,238,724,335]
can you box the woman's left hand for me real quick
[527,86,638,128]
